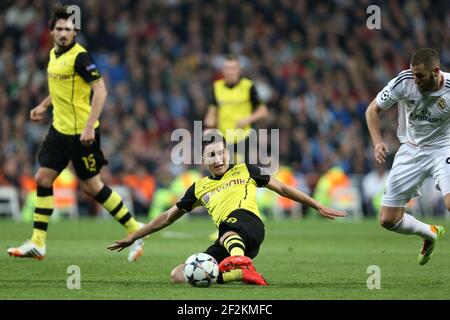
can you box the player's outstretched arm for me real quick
[365,98,389,164]
[107,205,185,252]
[265,177,347,220]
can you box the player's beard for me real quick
[421,75,438,92]
[56,37,73,50]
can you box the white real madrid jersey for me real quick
[376,70,450,147]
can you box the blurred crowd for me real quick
[0,0,449,217]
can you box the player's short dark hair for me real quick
[202,130,227,153]
[411,48,440,70]
[224,53,240,63]
[48,4,78,30]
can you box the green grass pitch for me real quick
[0,216,449,299]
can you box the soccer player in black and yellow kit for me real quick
[108,132,346,285]
[7,6,145,262]
[204,54,269,163]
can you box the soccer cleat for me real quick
[219,255,255,273]
[7,240,46,260]
[242,268,268,286]
[127,222,146,262]
[128,238,144,262]
[417,225,445,265]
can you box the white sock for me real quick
[390,213,437,240]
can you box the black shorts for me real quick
[204,209,265,264]
[38,125,108,180]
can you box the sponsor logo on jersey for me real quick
[48,72,72,80]
[201,178,247,203]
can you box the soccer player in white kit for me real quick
[366,48,448,265]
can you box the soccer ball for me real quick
[183,253,219,287]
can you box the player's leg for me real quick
[80,174,141,233]
[73,128,144,261]
[30,168,59,247]
[170,264,186,283]
[79,174,145,261]
[220,231,246,256]
[380,205,438,239]
[8,127,68,259]
[8,167,59,259]
[203,242,266,286]
[381,145,445,264]
[216,210,267,285]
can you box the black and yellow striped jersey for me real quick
[47,42,102,135]
[210,77,262,143]
[176,163,270,226]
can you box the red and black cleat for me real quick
[219,255,255,273]
[242,268,268,286]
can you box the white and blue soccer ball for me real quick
[183,253,219,287]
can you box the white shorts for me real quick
[381,143,450,207]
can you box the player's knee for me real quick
[79,178,103,197]
[170,264,186,284]
[34,172,54,188]
[379,213,396,229]
[79,182,94,196]
[219,231,239,246]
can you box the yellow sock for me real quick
[31,228,47,248]
[94,185,141,234]
[222,269,243,283]
[31,187,54,247]
[223,235,245,256]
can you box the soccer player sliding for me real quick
[108,131,346,285]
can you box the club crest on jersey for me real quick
[437,98,446,110]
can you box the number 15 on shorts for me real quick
[82,154,97,172]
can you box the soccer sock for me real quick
[223,234,245,256]
[217,269,243,284]
[94,185,141,234]
[390,213,437,240]
[31,186,54,247]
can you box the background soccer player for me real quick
[365,48,449,265]
[7,5,145,262]
[204,54,269,163]
[108,132,346,285]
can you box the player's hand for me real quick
[317,206,347,220]
[80,126,95,146]
[374,142,389,164]
[236,118,251,129]
[30,104,47,122]
[107,235,135,252]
